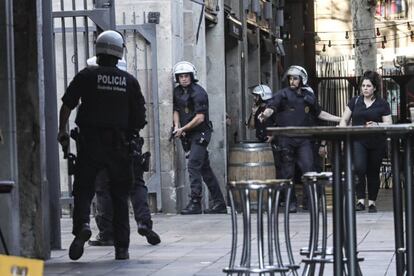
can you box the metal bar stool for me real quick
[0,180,14,255]
[300,172,333,276]
[223,179,300,275]
[301,172,364,276]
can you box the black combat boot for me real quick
[115,247,129,260]
[69,223,92,260]
[88,233,114,246]
[137,220,161,245]
[301,198,309,211]
[288,201,297,213]
[180,199,202,215]
[204,201,227,214]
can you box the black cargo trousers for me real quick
[186,130,225,204]
[94,159,152,240]
[275,136,314,203]
[72,127,132,249]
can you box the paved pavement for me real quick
[45,189,398,276]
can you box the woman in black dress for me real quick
[339,71,393,213]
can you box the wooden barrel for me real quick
[228,143,276,181]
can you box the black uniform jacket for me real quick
[267,87,322,127]
[173,83,211,134]
[62,65,146,131]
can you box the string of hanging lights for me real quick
[308,21,413,35]
[311,20,414,52]
[319,31,414,52]
[314,21,413,41]
[318,30,413,44]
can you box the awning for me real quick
[205,11,218,25]
[226,14,242,41]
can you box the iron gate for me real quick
[52,0,161,213]
[316,54,402,120]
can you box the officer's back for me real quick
[57,30,145,261]
[64,63,144,131]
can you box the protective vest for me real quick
[270,87,320,127]
[62,66,146,130]
[173,83,211,133]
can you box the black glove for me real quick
[303,94,316,105]
[57,132,70,158]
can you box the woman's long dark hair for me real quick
[360,70,382,99]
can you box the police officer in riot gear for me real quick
[85,56,160,247]
[172,61,227,215]
[57,30,146,260]
[247,84,276,142]
[247,84,282,182]
[259,65,339,212]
